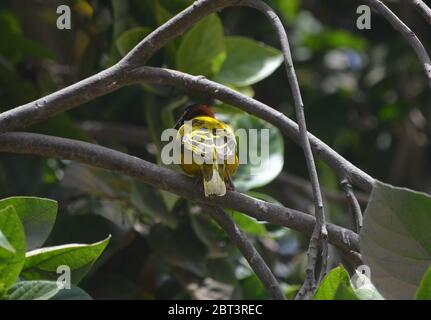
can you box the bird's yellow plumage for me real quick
[176,112,238,197]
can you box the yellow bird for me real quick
[174,104,238,197]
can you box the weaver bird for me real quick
[175,104,238,197]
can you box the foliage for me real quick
[360,181,431,299]
[0,196,109,300]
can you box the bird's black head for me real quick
[174,104,214,129]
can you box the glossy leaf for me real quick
[313,266,358,300]
[229,113,284,192]
[0,229,15,254]
[231,212,266,237]
[0,196,57,250]
[8,280,60,300]
[0,206,26,291]
[21,236,110,284]
[416,266,431,300]
[116,27,151,56]
[215,36,283,86]
[360,181,431,299]
[176,14,226,77]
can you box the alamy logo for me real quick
[56,265,71,290]
[356,5,371,30]
[56,5,71,30]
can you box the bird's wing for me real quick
[180,120,236,163]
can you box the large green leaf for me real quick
[215,36,283,87]
[176,14,226,77]
[360,181,431,299]
[0,206,26,291]
[0,196,57,250]
[116,27,151,56]
[8,281,59,300]
[229,113,284,192]
[21,236,110,284]
[416,266,431,300]
[313,266,358,300]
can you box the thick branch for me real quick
[0,132,359,253]
[205,206,285,300]
[0,66,374,192]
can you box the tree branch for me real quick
[341,178,363,233]
[204,206,286,300]
[130,66,375,192]
[277,173,369,206]
[408,0,431,25]
[368,0,431,85]
[0,132,359,253]
[240,0,327,299]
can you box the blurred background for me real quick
[0,0,430,299]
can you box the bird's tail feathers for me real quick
[202,164,226,197]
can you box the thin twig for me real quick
[204,206,286,300]
[240,0,328,299]
[368,0,431,85]
[277,173,369,206]
[0,132,360,253]
[408,0,431,25]
[341,178,363,233]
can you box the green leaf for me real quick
[360,181,431,299]
[21,236,110,284]
[303,29,367,52]
[0,196,57,250]
[0,230,15,254]
[8,281,60,300]
[272,0,300,23]
[51,285,92,300]
[231,212,266,236]
[176,14,226,77]
[0,205,26,291]
[116,27,151,56]
[240,274,269,300]
[416,266,431,300]
[229,113,284,192]
[0,29,54,64]
[313,266,359,300]
[111,0,129,39]
[215,36,283,86]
